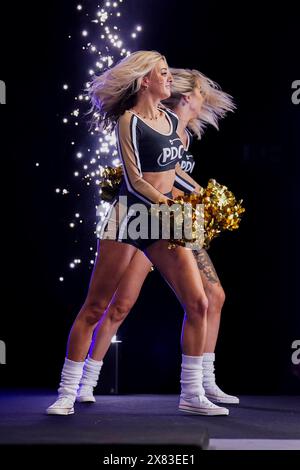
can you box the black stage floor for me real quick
[0,392,299,446]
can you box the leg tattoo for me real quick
[193,249,220,284]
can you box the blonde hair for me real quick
[163,68,235,139]
[88,50,166,132]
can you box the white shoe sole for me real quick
[179,404,229,416]
[46,407,74,416]
[76,396,96,403]
[206,394,240,404]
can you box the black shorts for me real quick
[98,187,173,252]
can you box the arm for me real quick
[116,113,169,205]
[174,162,203,194]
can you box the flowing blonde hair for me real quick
[88,50,166,131]
[163,68,235,139]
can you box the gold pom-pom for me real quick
[151,180,245,250]
[100,168,245,249]
[150,193,205,250]
[201,179,245,249]
[99,166,123,202]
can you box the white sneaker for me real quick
[76,385,96,403]
[46,397,75,415]
[205,385,239,404]
[179,394,229,416]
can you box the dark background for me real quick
[0,0,299,395]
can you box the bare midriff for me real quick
[143,169,175,195]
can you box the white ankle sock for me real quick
[57,357,85,401]
[79,355,103,390]
[180,354,204,398]
[203,352,217,389]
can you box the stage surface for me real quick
[0,392,299,450]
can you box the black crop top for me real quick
[173,128,197,193]
[124,108,184,172]
[179,129,195,174]
[116,108,199,204]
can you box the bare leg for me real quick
[75,241,229,414]
[67,239,137,361]
[46,239,139,414]
[193,249,225,353]
[144,241,228,415]
[193,250,238,404]
[145,241,208,356]
[89,250,153,361]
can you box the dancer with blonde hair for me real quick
[47,51,234,417]
[75,67,238,407]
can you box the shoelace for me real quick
[199,396,220,408]
[53,397,74,406]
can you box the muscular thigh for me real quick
[193,249,221,292]
[86,239,138,304]
[145,240,206,306]
[113,250,153,304]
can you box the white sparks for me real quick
[59,1,143,281]
[98,11,108,22]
